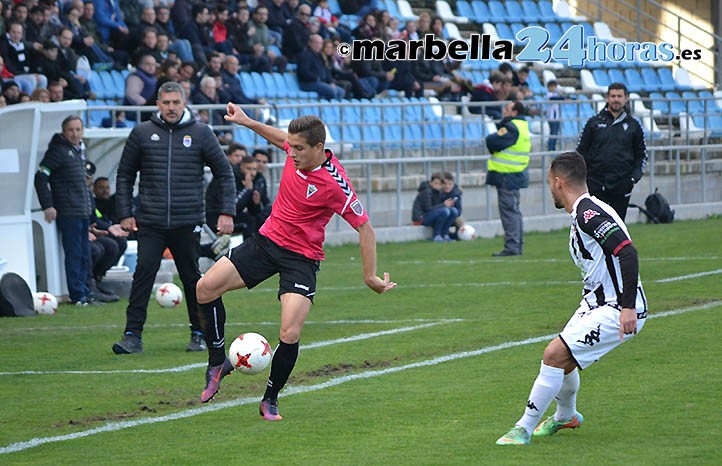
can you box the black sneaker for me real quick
[492,250,521,257]
[200,358,235,403]
[89,278,119,303]
[186,332,207,352]
[112,332,143,354]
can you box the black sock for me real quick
[199,297,226,366]
[263,340,299,401]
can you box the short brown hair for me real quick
[288,115,326,147]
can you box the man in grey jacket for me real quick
[112,81,235,355]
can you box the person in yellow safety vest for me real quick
[485,100,531,257]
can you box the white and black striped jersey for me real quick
[569,193,647,312]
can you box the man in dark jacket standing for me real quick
[485,100,531,256]
[34,116,94,305]
[576,82,647,220]
[112,81,236,355]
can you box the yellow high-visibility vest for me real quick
[488,119,531,173]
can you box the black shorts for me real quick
[229,233,320,302]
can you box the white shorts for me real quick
[559,302,646,370]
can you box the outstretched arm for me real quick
[357,221,397,293]
[224,102,287,149]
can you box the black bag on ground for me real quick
[643,188,675,224]
[0,272,35,317]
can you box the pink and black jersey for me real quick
[259,143,369,261]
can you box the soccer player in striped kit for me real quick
[195,103,397,419]
[497,151,647,445]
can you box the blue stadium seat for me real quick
[456,0,478,22]
[592,69,611,88]
[89,71,108,100]
[471,1,491,22]
[544,22,563,44]
[495,23,515,42]
[698,90,722,113]
[641,67,663,92]
[109,70,126,100]
[648,92,669,114]
[505,1,524,19]
[624,69,646,93]
[682,91,706,114]
[656,67,678,92]
[525,69,544,95]
[320,100,342,123]
[665,92,687,115]
[260,73,277,98]
[250,72,266,97]
[239,73,258,99]
[538,0,560,22]
[488,1,511,22]
[521,0,557,23]
[360,124,383,148]
[86,99,109,127]
[97,71,120,100]
[607,68,626,85]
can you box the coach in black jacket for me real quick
[576,82,647,220]
[34,116,93,305]
[112,81,235,355]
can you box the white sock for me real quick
[516,361,565,434]
[554,368,580,421]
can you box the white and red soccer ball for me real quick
[457,224,477,241]
[34,292,57,315]
[155,283,183,308]
[228,332,273,375]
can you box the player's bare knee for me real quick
[196,277,214,304]
[542,338,570,368]
[279,328,301,344]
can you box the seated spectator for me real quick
[412,48,459,100]
[441,172,464,240]
[219,54,262,106]
[282,2,312,63]
[1,80,21,105]
[26,5,57,49]
[33,40,87,100]
[79,1,128,70]
[249,5,287,72]
[297,34,345,100]
[177,2,213,68]
[350,53,392,97]
[252,148,273,226]
[469,71,509,119]
[30,86,50,101]
[411,172,459,242]
[352,13,376,40]
[148,57,181,106]
[0,22,48,94]
[321,38,374,99]
[133,27,164,66]
[210,3,235,55]
[153,5,194,63]
[190,75,226,126]
[387,46,423,98]
[265,0,294,37]
[56,27,92,88]
[123,52,158,121]
[92,0,130,50]
[516,66,534,100]
[48,80,64,102]
[129,6,159,54]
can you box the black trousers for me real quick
[124,225,201,335]
[588,178,634,221]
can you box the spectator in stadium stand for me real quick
[416,11,431,36]
[191,74,227,126]
[170,0,193,35]
[322,37,375,99]
[350,55,392,97]
[123,52,158,121]
[111,80,235,355]
[576,82,647,221]
[80,1,129,69]
[0,22,48,94]
[1,79,21,105]
[411,172,459,242]
[147,57,181,107]
[484,100,531,257]
[176,2,214,68]
[205,142,247,234]
[469,71,508,119]
[61,6,115,69]
[47,79,64,101]
[128,6,158,53]
[154,5,195,63]
[93,176,119,223]
[30,86,50,101]
[56,27,91,88]
[403,19,419,40]
[132,27,164,66]
[387,43,423,98]
[264,0,294,37]
[252,148,273,224]
[219,54,263,107]
[25,5,56,48]
[374,9,393,42]
[9,3,28,33]
[281,2,312,63]
[92,0,130,49]
[249,5,287,72]
[33,40,87,99]
[352,12,376,40]
[118,0,143,30]
[296,33,345,100]
[34,116,95,306]
[210,3,235,55]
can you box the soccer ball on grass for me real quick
[155,283,183,308]
[228,332,273,375]
[34,292,57,314]
[457,224,477,241]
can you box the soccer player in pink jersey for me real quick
[196,103,397,419]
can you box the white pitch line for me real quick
[1,300,719,456]
[654,268,722,283]
[0,321,460,376]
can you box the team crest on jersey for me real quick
[350,199,364,216]
[183,135,192,147]
[582,209,600,223]
[306,184,318,198]
[151,133,160,141]
[622,123,629,131]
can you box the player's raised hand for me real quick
[225,103,252,126]
[366,272,397,294]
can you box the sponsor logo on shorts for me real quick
[294,283,310,291]
[577,324,602,346]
